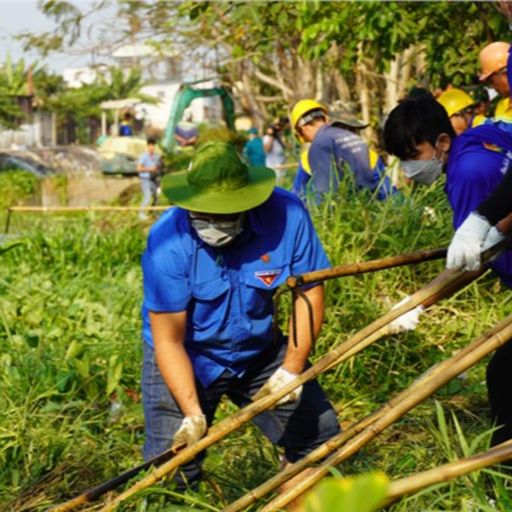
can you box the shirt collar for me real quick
[246,206,269,236]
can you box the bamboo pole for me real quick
[384,440,512,506]
[8,206,170,212]
[52,240,508,511]
[286,248,447,288]
[261,316,512,511]
[85,268,471,512]
[224,312,512,512]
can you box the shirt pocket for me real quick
[190,276,230,331]
[241,265,288,319]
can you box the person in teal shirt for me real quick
[242,127,266,166]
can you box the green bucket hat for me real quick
[162,141,276,214]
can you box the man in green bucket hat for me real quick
[141,141,340,490]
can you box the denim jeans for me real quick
[141,341,340,486]
[139,178,158,218]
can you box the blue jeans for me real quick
[141,341,340,486]
[140,178,158,216]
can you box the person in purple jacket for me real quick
[384,94,512,446]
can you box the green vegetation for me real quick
[0,170,39,209]
[1,175,511,511]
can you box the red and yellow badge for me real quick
[254,269,282,287]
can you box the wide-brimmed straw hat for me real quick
[162,141,276,214]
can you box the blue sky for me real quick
[0,0,116,73]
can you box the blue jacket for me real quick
[446,124,512,288]
[141,188,330,387]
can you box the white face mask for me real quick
[190,214,245,247]
[401,143,444,185]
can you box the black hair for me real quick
[147,138,156,145]
[384,95,456,160]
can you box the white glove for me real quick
[388,296,424,334]
[173,414,207,448]
[252,367,302,406]
[446,213,492,271]
[482,226,507,262]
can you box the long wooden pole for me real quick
[261,316,512,511]
[51,240,508,511]
[384,440,512,506]
[8,206,170,212]
[224,312,512,512]
[286,248,447,288]
[50,270,458,512]
[86,269,470,512]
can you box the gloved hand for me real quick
[482,226,507,262]
[172,414,207,449]
[446,213,492,271]
[387,296,424,334]
[252,367,302,406]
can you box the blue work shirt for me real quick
[141,188,330,388]
[445,125,512,288]
[138,151,161,180]
[243,137,267,167]
[308,124,395,203]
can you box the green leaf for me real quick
[303,472,389,512]
[65,339,84,361]
[107,355,123,396]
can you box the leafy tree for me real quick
[18,1,512,133]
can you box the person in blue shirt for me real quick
[290,99,396,204]
[242,127,266,166]
[383,95,512,446]
[119,112,134,136]
[141,141,340,488]
[137,138,162,220]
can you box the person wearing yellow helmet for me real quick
[290,98,396,203]
[437,89,477,135]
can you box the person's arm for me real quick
[283,284,324,373]
[149,310,202,416]
[446,167,510,270]
[476,165,512,225]
[137,155,158,174]
[252,284,324,405]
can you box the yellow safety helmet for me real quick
[290,99,327,136]
[495,97,512,120]
[300,146,311,175]
[437,89,474,117]
[479,41,510,81]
